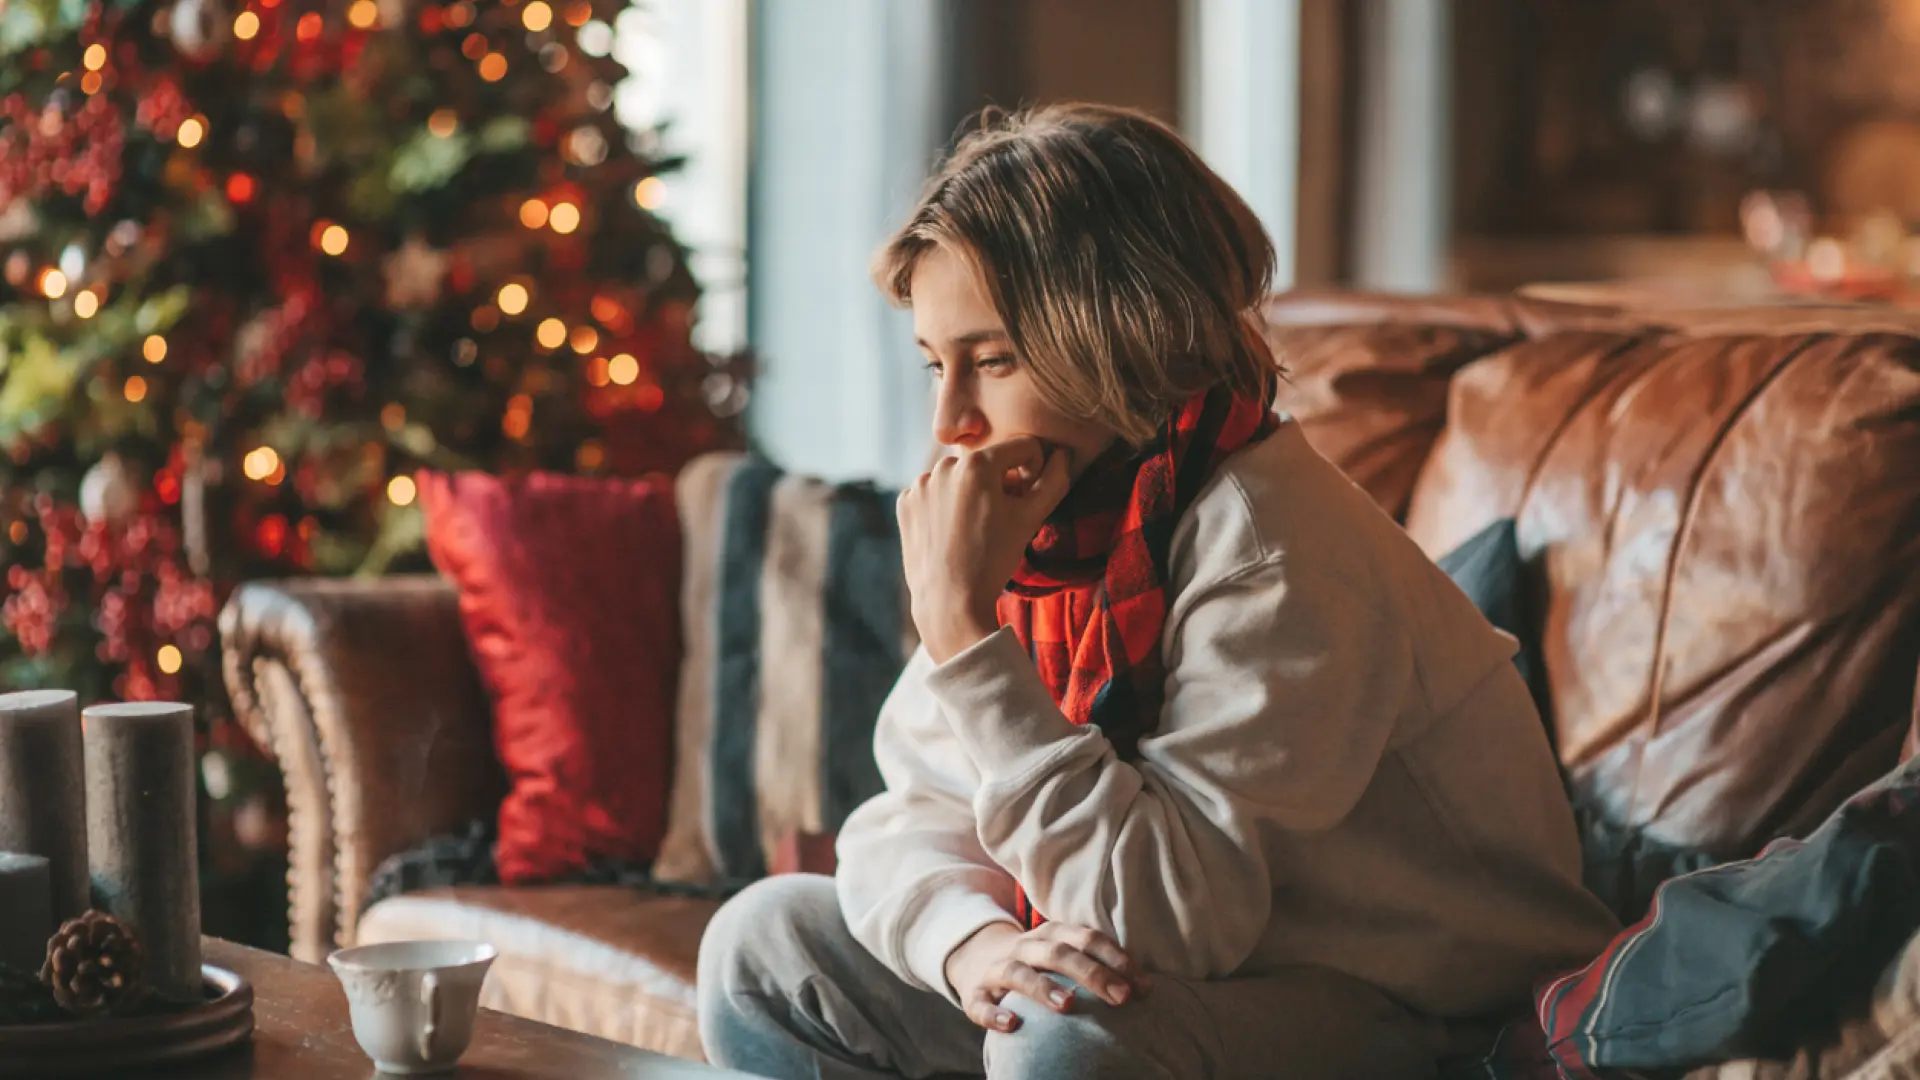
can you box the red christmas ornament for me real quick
[0,90,124,212]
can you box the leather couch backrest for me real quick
[1262,293,1523,519]
[1269,293,1920,869]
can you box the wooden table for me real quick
[127,938,758,1079]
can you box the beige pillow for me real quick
[653,453,916,884]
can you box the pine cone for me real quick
[39,911,145,1017]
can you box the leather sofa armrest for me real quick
[219,575,504,961]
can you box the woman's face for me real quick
[910,244,1116,479]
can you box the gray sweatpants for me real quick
[696,874,1445,1080]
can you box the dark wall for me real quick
[951,0,1181,127]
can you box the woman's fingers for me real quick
[1016,938,1130,1007]
[964,987,1020,1032]
[1060,926,1151,993]
[995,958,1077,1013]
[972,434,1048,477]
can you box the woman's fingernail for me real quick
[1050,989,1071,1008]
[996,1011,1017,1029]
[1109,985,1129,1005]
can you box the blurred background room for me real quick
[6,0,1920,973]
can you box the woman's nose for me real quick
[933,381,986,448]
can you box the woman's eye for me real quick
[923,360,944,378]
[977,354,1015,372]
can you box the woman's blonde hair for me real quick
[874,103,1278,447]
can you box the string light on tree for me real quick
[156,645,183,675]
[347,0,378,28]
[502,394,533,439]
[124,376,148,402]
[73,290,100,319]
[234,11,259,39]
[386,475,417,506]
[569,325,598,354]
[497,282,529,315]
[521,0,552,31]
[565,126,606,165]
[39,269,68,299]
[479,53,507,81]
[177,117,205,148]
[634,177,666,210]
[520,199,549,228]
[590,295,616,324]
[83,44,107,69]
[242,447,282,482]
[143,335,167,363]
[608,353,639,385]
[549,202,580,234]
[429,109,459,137]
[577,19,611,55]
[536,318,566,349]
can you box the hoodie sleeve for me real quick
[834,648,1021,1006]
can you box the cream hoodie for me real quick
[834,419,1620,1019]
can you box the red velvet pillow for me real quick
[419,470,681,884]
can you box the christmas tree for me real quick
[0,0,746,701]
[0,0,747,943]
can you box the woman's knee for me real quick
[696,874,850,1069]
[984,982,1160,1080]
[697,873,844,999]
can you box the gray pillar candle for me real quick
[0,690,90,924]
[82,702,203,1004]
[0,853,52,974]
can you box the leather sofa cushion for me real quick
[1406,325,1920,867]
[355,885,720,1061]
[1267,318,1520,519]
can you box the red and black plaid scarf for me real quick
[995,381,1278,928]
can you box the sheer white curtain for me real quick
[1350,0,1450,292]
[1181,0,1302,290]
[614,0,750,355]
[746,0,952,485]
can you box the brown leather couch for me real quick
[219,290,1920,1070]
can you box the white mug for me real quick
[328,939,497,1074]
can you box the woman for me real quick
[697,104,1617,1080]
